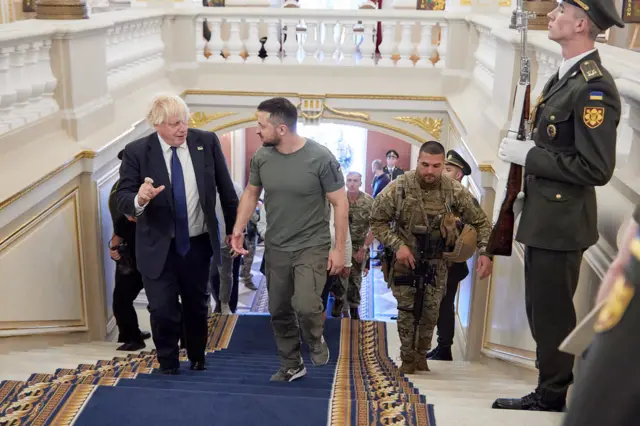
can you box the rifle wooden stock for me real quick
[487,84,531,257]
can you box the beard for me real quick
[262,135,281,147]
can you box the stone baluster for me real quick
[396,21,414,67]
[434,23,448,68]
[319,20,337,65]
[226,19,245,63]
[9,43,33,125]
[263,19,282,65]
[357,20,376,66]
[417,22,434,67]
[23,41,46,119]
[38,39,58,116]
[340,21,358,65]
[282,19,299,64]
[0,46,19,133]
[245,18,264,64]
[208,18,226,63]
[377,22,395,67]
[196,17,207,60]
[302,21,320,64]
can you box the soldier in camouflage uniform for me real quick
[371,141,493,373]
[339,171,374,319]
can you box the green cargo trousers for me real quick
[265,243,330,368]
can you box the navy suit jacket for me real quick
[116,129,239,280]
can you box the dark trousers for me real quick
[113,266,144,343]
[210,255,241,313]
[435,261,469,347]
[562,278,640,426]
[142,234,212,369]
[524,246,583,403]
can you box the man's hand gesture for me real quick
[138,177,165,206]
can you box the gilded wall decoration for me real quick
[297,99,371,122]
[392,116,443,140]
[188,112,237,128]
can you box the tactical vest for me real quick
[391,173,458,260]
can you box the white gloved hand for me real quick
[513,191,525,219]
[498,137,535,166]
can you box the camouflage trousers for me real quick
[347,257,364,308]
[391,261,448,362]
[240,236,257,283]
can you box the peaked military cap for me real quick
[559,0,625,30]
[386,149,399,158]
[445,150,472,176]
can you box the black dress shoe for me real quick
[116,341,146,351]
[492,392,564,412]
[162,367,180,375]
[190,361,206,371]
[140,331,151,340]
[427,346,453,361]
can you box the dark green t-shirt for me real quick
[249,139,345,251]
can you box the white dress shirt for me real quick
[558,48,596,79]
[134,135,207,237]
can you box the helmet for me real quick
[442,224,477,263]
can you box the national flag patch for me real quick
[589,91,603,100]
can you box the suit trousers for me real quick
[524,246,583,403]
[209,250,241,313]
[435,261,469,348]
[266,244,329,368]
[143,234,212,369]
[113,265,144,343]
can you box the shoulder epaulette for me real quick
[580,60,603,82]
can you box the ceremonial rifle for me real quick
[486,0,536,257]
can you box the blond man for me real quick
[116,94,239,374]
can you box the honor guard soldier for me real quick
[383,149,405,181]
[562,204,640,426]
[370,141,493,373]
[494,0,624,412]
[428,150,480,361]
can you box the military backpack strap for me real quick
[393,175,406,224]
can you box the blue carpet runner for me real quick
[0,315,436,425]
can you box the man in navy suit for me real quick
[116,94,239,374]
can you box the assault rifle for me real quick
[394,226,439,352]
[486,0,536,257]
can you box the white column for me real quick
[231,128,246,186]
[410,144,420,171]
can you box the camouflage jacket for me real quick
[370,171,491,257]
[348,190,374,248]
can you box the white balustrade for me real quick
[0,30,58,136]
[105,15,165,92]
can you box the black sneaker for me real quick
[270,365,307,382]
[311,336,330,366]
[427,345,453,361]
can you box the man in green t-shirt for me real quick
[231,97,349,383]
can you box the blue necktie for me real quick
[171,147,190,256]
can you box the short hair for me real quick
[372,159,383,170]
[257,97,298,132]
[575,8,602,41]
[419,140,445,156]
[147,94,189,126]
[347,171,362,180]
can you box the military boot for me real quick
[399,360,416,374]
[416,358,430,372]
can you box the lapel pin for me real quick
[197,146,203,151]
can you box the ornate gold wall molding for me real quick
[188,112,237,128]
[0,91,496,212]
[392,116,443,140]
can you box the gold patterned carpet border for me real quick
[0,315,435,426]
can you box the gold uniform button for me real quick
[550,115,556,121]
[533,127,538,133]
[540,103,545,108]
[556,194,562,199]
